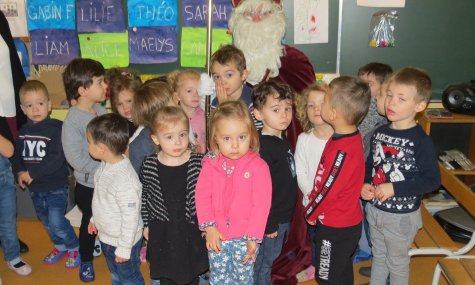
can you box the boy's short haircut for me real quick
[210,44,246,73]
[63,58,105,102]
[151,106,189,135]
[295,82,329,133]
[390,67,432,102]
[87,113,129,155]
[358,62,393,84]
[19,80,49,101]
[252,80,293,110]
[329,76,371,125]
[132,81,174,127]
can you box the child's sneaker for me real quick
[65,251,80,269]
[8,259,32,276]
[79,262,95,282]
[44,248,67,264]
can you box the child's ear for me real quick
[241,69,249,82]
[414,100,427,113]
[78,86,87,97]
[253,108,264,121]
[150,134,160,146]
[20,104,26,114]
[47,100,52,112]
[173,92,180,104]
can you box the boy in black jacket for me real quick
[11,80,80,269]
[252,80,297,285]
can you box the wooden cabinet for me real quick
[417,110,475,217]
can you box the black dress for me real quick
[147,160,208,284]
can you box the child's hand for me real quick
[215,80,227,103]
[205,227,224,253]
[265,231,278,238]
[375,183,395,202]
[115,256,129,263]
[143,227,149,241]
[242,240,257,264]
[361,183,376,201]
[88,222,97,235]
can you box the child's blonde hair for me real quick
[151,106,189,135]
[132,81,174,127]
[19,80,50,102]
[295,83,329,133]
[209,100,259,154]
[167,69,200,93]
[106,68,142,114]
[389,67,432,102]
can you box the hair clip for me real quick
[121,71,133,79]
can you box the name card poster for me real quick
[180,27,232,67]
[78,32,129,68]
[76,0,125,32]
[30,29,79,64]
[128,26,177,64]
[127,0,177,27]
[1,0,28,37]
[26,0,75,30]
[182,0,232,29]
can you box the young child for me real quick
[295,83,334,206]
[62,58,107,282]
[129,80,176,174]
[251,80,298,285]
[106,68,142,138]
[86,113,144,285]
[304,76,371,285]
[196,100,272,285]
[167,69,206,153]
[11,80,79,269]
[208,44,262,129]
[357,62,393,138]
[361,68,441,285]
[0,117,32,278]
[140,106,209,285]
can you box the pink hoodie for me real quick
[196,151,272,240]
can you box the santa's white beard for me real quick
[229,1,286,83]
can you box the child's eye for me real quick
[38,102,44,106]
[225,73,233,79]
[223,136,230,141]
[272,108,279,113]
[179,132,188,138]
[285,106,292,112]
[166,135,173,140]
[239,135,247,140]
[25,104,32,109]
[307,104,314,109]
[212,75,220,81]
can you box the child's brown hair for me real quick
[19,80,50,102]
[209,100,259,154]
[210,44,247,73]
[106,68,142,114]
[389,67,432,102]
[295,83,329,133]
[252,80,293,110]
[132,81,174,127]
[358,62,393,84]
[63,58,105,102]
[329,76,371,125]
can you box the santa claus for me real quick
[229,0,316,284]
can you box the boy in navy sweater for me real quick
[11,80,80,269]
[361,68,440,285]
[304,76,371,285]
[252,80,297,285]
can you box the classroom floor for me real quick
[0,218,455,285]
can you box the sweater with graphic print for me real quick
[11,118,68,192]
[304,131,364,227]
[365,123,441,213]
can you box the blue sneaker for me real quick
[66,251,80,269]
[79,262,95,282]
[44,248,67,264]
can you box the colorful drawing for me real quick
[182,0,233,29]
[180,27,232,67]
[78,32,129,68]
[1,0,28,37]
[128,26,177,64]
[26,0,76,31]
[294,0,328,44]
[76,0,125,32]
[30,29,79,65]
[127,0,177,28]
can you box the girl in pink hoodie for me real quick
[196,100,272,285]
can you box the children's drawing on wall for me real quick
[1,0,28,37]
[357,0,405,8]
[294,0,328,44]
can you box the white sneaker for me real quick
[8,260,32,276]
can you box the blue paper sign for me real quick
[128,26,177,64]
[128,0,177,27]
[76,0,125,32]
[26,0,76,31]
[30,29,79,65]
[182,0,232,29]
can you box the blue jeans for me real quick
[0,160,20,263]
[30,185,79,251]
[101,239,144,285]
[253,223,290,285]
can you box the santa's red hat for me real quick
[232,0,282,8]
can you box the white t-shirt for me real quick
[295,130,328,206]
[0,34,16,117]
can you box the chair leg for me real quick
[432,264,442,285]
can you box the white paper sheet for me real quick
[294,0,329,44]
[0,0,28,37]
[357,0,405,8]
